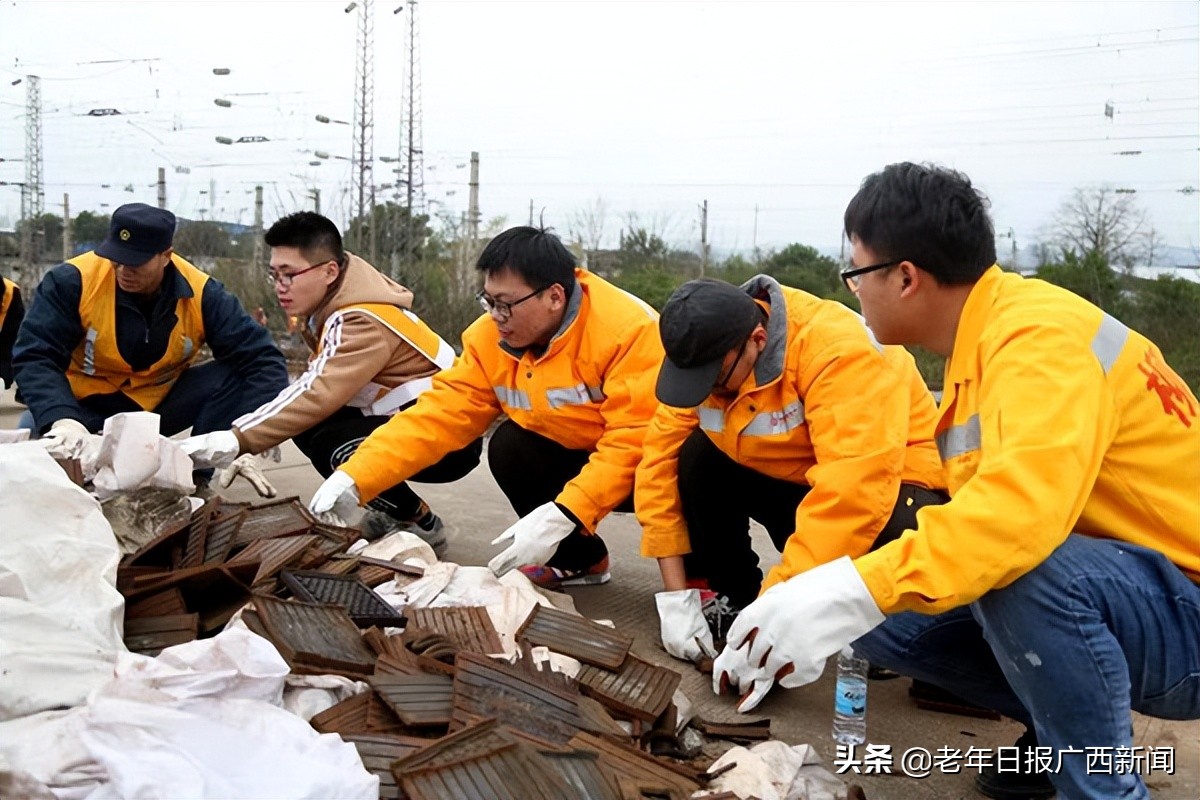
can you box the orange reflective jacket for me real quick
[65,252,208,409]
[637,276,945,589]
[341,269,663,530]
[856,266,1200,614]
[0,277,16,328]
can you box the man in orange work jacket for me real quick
[637,276,946,663]
[713,163,1200,800]
[0,276,24,391]
[12,203,288,467]
[309,226,663,587]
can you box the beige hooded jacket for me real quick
[231,253,454,454]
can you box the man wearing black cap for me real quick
[636,276,947,664]
[12,202,288,471]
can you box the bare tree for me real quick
[1141,227,1166,270]
[567,196,609,265]
[1047,185,1158,270]
[621,210,677,248]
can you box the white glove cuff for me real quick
[655,588,702,616]
[820,556,886,631]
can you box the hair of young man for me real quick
[843,162,997,286]
[475,226,577,296]
[264,211,346,268]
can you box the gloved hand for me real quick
[656,589,718,663]
[713,556,885,714]
[40,418,91,459]
[308,469,360,522]
[217,451,278,498]
[179,430,242,469]
[487,501,577,577]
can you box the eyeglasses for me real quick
[266,259,332,289]
[714,338,749,392]
[840,260,902,293]
[476,285,550,322]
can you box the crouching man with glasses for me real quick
[180,212,480,552]
[637,276,947,666]
[309,225,664,588]
[713,163,1200,800]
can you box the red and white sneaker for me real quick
[519,556,611,589]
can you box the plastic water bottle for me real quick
[832,645,869,745]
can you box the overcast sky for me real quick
[1,0,1196,261]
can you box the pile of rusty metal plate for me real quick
[311,599,767,799]
[116,494,778,799]
[118,495,408,656]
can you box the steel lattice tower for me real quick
[398,0,425,263]
[350,0,376,260]
[21,75,44,268]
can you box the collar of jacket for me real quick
[497,275,584,360]
[308,253,414,332]
[944,264,1003,387]
[737,274,789,386]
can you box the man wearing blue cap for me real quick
[12,203,288,480]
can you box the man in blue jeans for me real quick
[712,163,1199,800]
[13,203,287,482]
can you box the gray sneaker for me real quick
[359,508,448,558]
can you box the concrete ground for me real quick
[3,387,1196,799]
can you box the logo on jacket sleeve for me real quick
[1138,348,1196,428]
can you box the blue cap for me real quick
[95,203,176,265]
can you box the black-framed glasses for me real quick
[714,338,749,392]
[476,285,550,322]
[266,259,332,289]
[840,260,902,293]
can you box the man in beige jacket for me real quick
[181,212,481,553]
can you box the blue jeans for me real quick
[853,534,1200,800]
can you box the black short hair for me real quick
[844,162,997,285]
[475,226,576,296]
[264,211,345,267]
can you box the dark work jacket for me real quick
[13,255,288,432]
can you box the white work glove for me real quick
[40,418,91,459]
[713,556,885,714]
[656,589,718,663]
[487,501,577,577]
[179,430,242,469]
[308,469,360,522]
[217,451,279,498]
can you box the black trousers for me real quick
[678,429,948,609]
[42,360,270,437]
[293,405,482,521]
[25,360,284,485]
[487,419,632,570]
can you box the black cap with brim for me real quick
[655,355,725,408]
[654,278,762,408]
